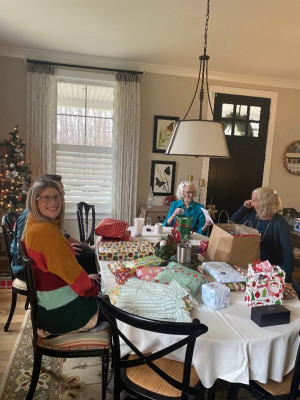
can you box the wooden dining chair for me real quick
[2,212,29,332]
[97,294,208,400]
[76,201,96,245]
[20,244,110,400]
[227,332,300,400]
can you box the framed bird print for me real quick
[150,160,176,196]
[152,115,179,153]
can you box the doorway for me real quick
[207,92,271,220]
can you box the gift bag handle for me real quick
[217,209,231,224]
[243,220,253,228]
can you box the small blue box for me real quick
[201,282,230,310]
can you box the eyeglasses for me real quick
[37,195,63,203]
[184,191,196,195]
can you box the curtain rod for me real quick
[25,58,143,75]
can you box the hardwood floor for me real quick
[0,289,26,383]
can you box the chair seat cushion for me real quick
[126,354,200,397]
[37,328,110,351]
[12,277,27,290]
[255,369,295,396]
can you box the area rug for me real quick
[0,310,253,400]
[0,310,113,400]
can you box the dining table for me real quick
[98,257,300,389]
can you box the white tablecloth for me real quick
[99,260,300,388]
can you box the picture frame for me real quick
[150,160,176,196]
[152,115,179,153]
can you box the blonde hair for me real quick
[26,180,65,229]
[252,187,282,219]
[176,181,197,200]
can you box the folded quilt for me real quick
[202,261,246,284]
[108,279,197,322]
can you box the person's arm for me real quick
[231,205,254,224]
[26,223,99,298]
[192,204,208,235]
[163,202,182,227]
[277,217,294,283]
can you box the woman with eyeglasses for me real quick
[163,181,212,235]
[22,179,104,337]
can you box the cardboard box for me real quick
[251,304,290,327]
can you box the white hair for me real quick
[176,181,197,200]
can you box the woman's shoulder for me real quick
[171,199,182,206]
[273,212,289,226]
[26,215,61,238]
[191,200,204,209]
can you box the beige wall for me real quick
[1,55,300,228]
[138,72,207,213]
[0,56,27,140]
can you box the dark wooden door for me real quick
[207,93,271,220]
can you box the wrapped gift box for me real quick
[115,267,137,285]
[107,261,124,275]
[98,240,155,261]
[201,282,230,310]
[251,304,290,327]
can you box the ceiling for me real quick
[1,0,300,85]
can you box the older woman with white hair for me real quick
[163,181,211,235]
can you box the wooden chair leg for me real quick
[102,349,109,400]
[25,351,43,400]
[4,291,17,331]
[25,296,30,310]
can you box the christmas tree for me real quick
[0,125,31,213]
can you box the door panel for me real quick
[207,93,271,220]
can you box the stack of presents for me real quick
[94,218,297,325]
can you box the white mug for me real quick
[155,223,163,234]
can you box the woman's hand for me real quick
[89,274,101,286]
[202,218,213,232]
[173,207,183,217]
[167,207,183,226]
[71,242,82,256]
[244,199,253,208]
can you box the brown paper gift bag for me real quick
[206,223,260,269]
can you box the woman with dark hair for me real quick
[22,179,104,337]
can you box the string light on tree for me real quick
[0,125,31,212]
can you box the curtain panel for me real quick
[112,73,140,223]
[27,63,55,181]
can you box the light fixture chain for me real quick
[203,0,210,55]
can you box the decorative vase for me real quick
[146,187,154,208]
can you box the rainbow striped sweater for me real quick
[23,214,99,335]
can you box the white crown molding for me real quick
[1,45,300,90]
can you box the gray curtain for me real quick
[27,63,55,181]
[112,72,140,223]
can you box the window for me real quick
[221,103,262,137]
[54,79,114,215]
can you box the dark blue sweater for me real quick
[231,206,294,282]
